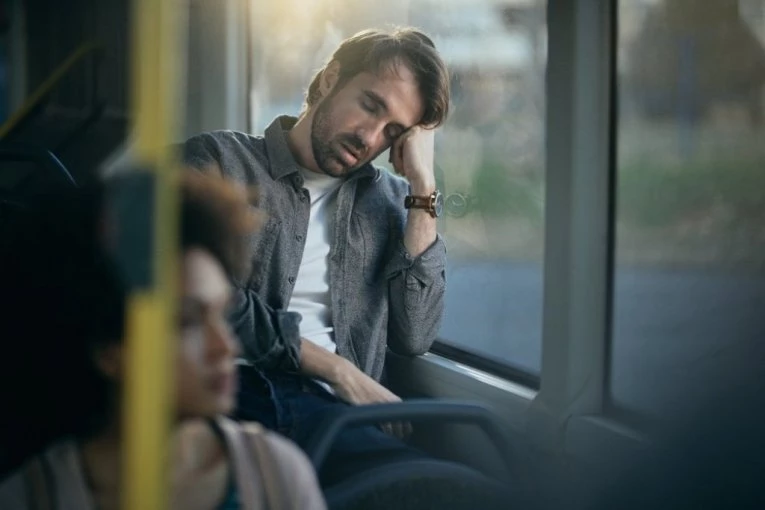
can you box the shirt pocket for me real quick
[355,212,399,285]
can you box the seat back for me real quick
[303,400,521,510]
[323,459,512,510]
[0,146,77,480]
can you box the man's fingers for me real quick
[390,128,420,176]
[380,421,412,439]
[391,139,404,175]
[380,422,400,437]
[396,421,413,439]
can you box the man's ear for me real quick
[93,343,123,380]
[318,61,341,99]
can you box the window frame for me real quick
[430,0,621,438]
[431,341,541,390]
[530,0,617,433]
[238,0,628,433]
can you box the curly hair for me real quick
[180,170,261,282]
[0,170,259,471]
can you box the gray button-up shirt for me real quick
[182,116,446,380]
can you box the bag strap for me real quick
[215,417,294,509]
[245,427,291,510]
[214,417,264,509]
[24,457,54,510]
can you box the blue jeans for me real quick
[233,365,426,487]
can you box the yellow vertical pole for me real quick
[122,0,185,509]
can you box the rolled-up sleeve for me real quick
[384,234,447,356]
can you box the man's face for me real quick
[310,62,425,177]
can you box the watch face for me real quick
[433,191,444,217]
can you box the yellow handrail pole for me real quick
[122,1,185,509]
[0,41,101,139]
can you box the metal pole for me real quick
[122,0,185,508]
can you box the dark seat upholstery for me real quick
[323,459,510,510]
[304,399,518,510]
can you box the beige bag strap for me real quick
[216,417,295,510]
[245,428,291,510]
[24,457,54,510]
[215,417,263,509]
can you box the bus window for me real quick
[248,0,548,380]
[610,0,765,418]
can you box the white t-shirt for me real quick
[287,168,342,353]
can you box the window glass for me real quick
[611,0,765,416]
[249,0,547,375]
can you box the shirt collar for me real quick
[264,115,303,180]
[263,115,378,182]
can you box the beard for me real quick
[310,97,369,178]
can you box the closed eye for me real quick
[361,97,379,114]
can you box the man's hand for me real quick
[330,356,412,438]
[299,339,411,437]
[388,126,439,257]
[389,126,436,195]
[329,356,399,405]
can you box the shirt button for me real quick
[299,195,306,202]
[288,277,296,284]
[295,234,303,242]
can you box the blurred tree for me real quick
[626,0,765,126]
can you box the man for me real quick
[183,27,449,481]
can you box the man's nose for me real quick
[356,122,385,150]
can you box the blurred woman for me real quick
[0,172,326,510]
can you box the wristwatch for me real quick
[404,190,444,218]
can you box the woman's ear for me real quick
[93,343,123,380]
[318,60,341,99]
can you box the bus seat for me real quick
[323,459,508,510]
[0,144,77,479]
[0,143,77,189]
[0,142,77,210]
[303,400,518,510]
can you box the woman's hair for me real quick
[0,171,259,472]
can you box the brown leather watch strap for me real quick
[405,195,431,209]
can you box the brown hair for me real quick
[305,27,451,127]
[0,170,260,454]
[181,171,261,282]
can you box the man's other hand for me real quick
[330,356,400,405]
[389,126,436,195]
[300,338,412,438]
[331,357,413,438]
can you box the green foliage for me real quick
[617,159,765,227]
[471,160,544,222]
[470,156,764,229]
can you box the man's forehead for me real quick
[349,65,425,126]
[356,60,417,89]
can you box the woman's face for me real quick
[175,248,239,419]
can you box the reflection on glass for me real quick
[249,0,547,374]
[611,0,765,417]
